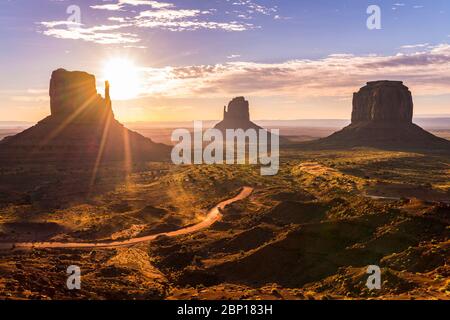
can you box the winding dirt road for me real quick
[0,187,253,251]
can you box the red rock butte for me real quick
[351,81,413,123]
[214,97,263,132]
[314,80,450,150]
[0,69,170,163]
[49,69,113,121]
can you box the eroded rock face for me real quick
[214,97,261,131]
[0,68,170,163]
[352,81,413,123]
[223,97,250,123]
[312,80,450,150]
[49,68,112,121]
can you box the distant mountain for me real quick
[413,117,450,129]
[0,121,34,129]
[3,118,448,131]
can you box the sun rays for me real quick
[102,58,141,100]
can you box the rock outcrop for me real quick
[0,69,170,163]
[312,81,450,150]
[352,81,413,123]
[214,97,262,131]
[49,69,113,121]
[222,97,251,123]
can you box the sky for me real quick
[1,0,450,122]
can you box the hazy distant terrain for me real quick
[3,118,448,144]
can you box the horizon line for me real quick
[1,115,450,125]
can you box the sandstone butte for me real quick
[314,80,450,150]
[0,69,170,163]
[214,97,263,132]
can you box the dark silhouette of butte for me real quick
[314,80,450,150]
[214,97,288,145]
[0,69,170,163]
[214,97,263,132]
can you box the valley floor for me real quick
[0,148,449,300]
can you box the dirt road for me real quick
[0,187,253,251]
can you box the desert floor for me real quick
[0,143,449,300]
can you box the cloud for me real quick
[40,0,263,44]
[123,44,148,49]
[229,0,278,16]
[137,8,202,20]
[11,96,49,103]
[400,43,430,49]
[91,0,174,11]
[116,4,255,31]
[39,22,140,44]
[133,8,254,31]
[10,88,49,103]
[392,3,405,10]
[133,44,450,99]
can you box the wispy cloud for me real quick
[130,7,253,31]
[39,22,139,44]
[90,0,174,11]
[229,0,278,16]
[39,0,276,44]
[10,88,49,103]
[400,43,430,49]
[104,1,255,32]
[133,44,450,98]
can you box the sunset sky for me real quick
[1,0,450,122]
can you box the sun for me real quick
[102,58,141,100]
